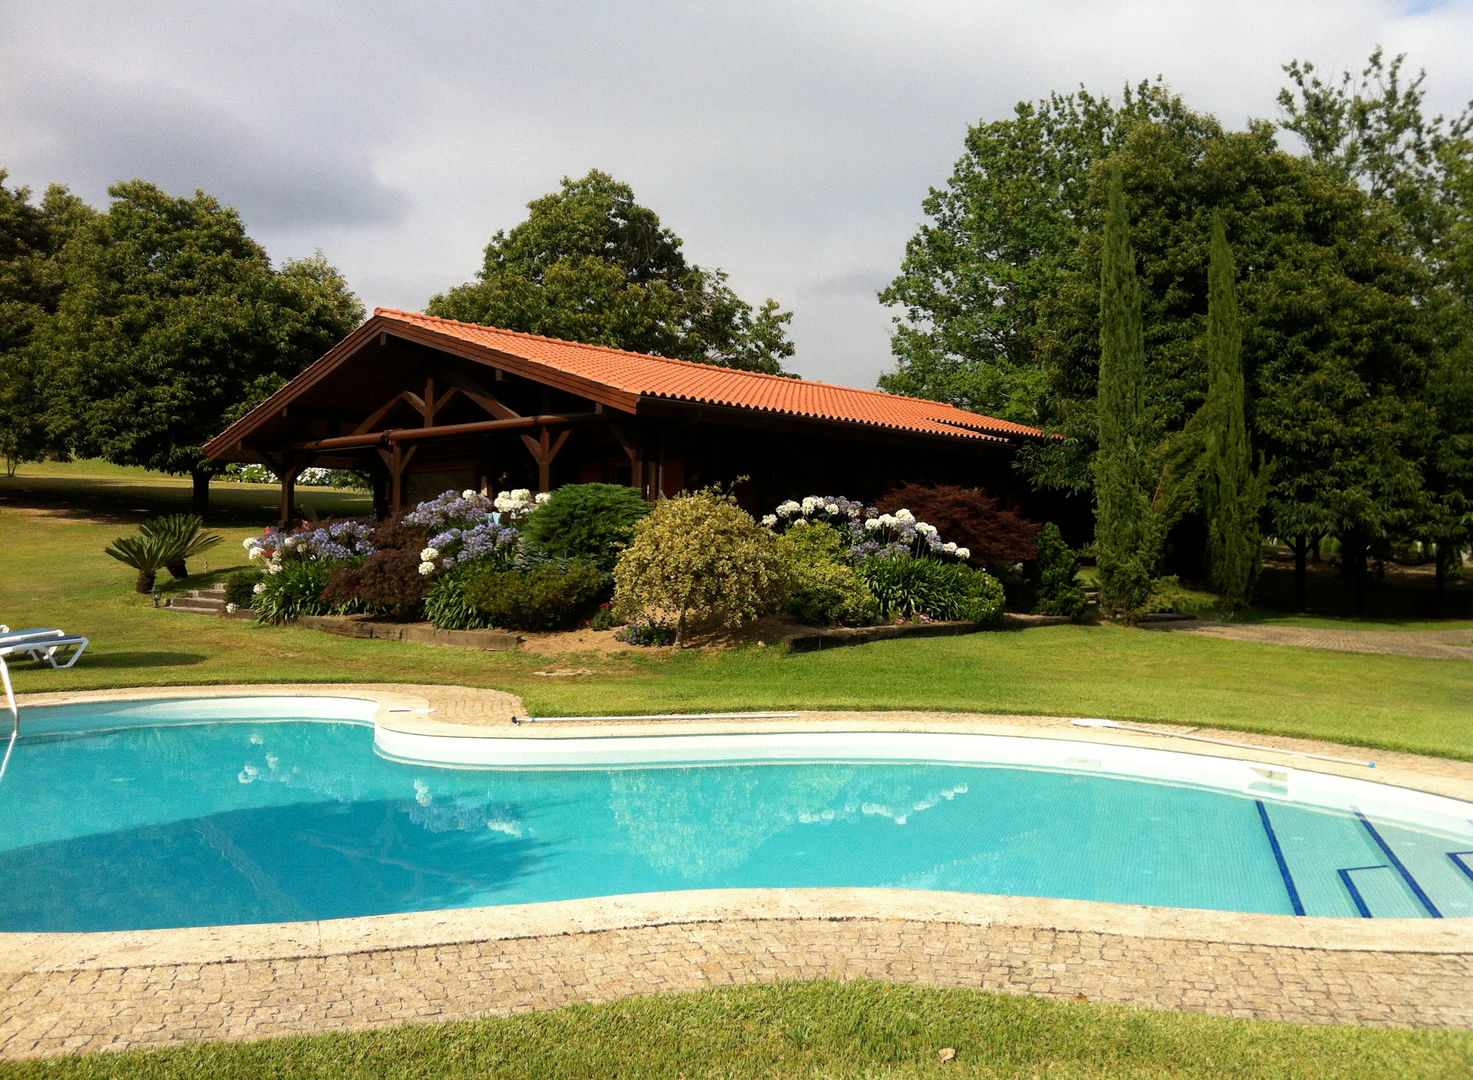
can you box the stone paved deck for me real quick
[3,686,1471,1060]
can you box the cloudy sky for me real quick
[4,1,1471,388]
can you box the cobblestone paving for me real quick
[1145,623,1473,660]
[4,916,1471,1059]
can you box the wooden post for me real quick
[520,426,571,493]
[377,442,418,512]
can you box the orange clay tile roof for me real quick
[375,309,1046,443]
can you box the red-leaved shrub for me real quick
[879,483,1041,565]
[321,516,433,619]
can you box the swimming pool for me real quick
[2,697,1470,931]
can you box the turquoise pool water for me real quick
[2,706,1471,931]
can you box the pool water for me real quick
[2,716,1471,931]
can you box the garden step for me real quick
[166,597,226,615]
[164,584,231,615]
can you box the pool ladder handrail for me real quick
[0,655,17,784]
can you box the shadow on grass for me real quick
[76,651,210,669]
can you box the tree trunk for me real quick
[1342,535,1369,615]
[191,469,211,514]
[135,569,156,594]
[1293,535,1308,613]
[1434,544,1449,606]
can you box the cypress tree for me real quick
[1093,169,1160,624]
[1201,215,1263,616]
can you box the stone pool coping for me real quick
[3,684,1471,1055]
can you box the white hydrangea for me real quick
[420,547,440,562]
[536,492,551,505]
[878,513,898,528]
[916,522,938,538]
[776,500,800,517]
[801,496,820,513]
[252,582,266,595]
[493,488,533,513]
[241,537,257,550]
[894,508,915,523]
[824,502,839,514]
[225,603,238,614]
[462,489,478,499]
[267,563,283,575]
[761,514,778,527]
[417,561,437,576]
[955,546,971,560]
[941,541,957,553]
[863,517,883,531]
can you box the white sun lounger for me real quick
[0,626,89,669]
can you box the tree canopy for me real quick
[882,52,1472,611]
[0,172,95,474]
[878,82,1220,424]
[26,179,363,506]
[429,170,795,375]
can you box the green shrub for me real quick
[588,602,621,630]
[613,488,791,645]
[858,555,1005,624]
[253,560,349,624]
[224,569,264,609]
[423,567,489,631]
[1031,522,1088,619]
[778,521,878,626]
[460,559,606,632]
[520,483,651,573]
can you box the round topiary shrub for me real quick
[612,488,790,645]
[519,483,651,573]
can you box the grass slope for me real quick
[3,982,1469,1080]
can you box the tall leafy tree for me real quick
[1034,124,1429,611]
[429,170,794,375]
[1093,170,1160,624]
[34,180,364,509]
[1199,216,1262,615]
[879,82,1220,424]
[0,173,95,474]
[1277,49,1469,605]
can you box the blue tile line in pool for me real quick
[1254,800,1306,917]
[1354,808,1443,918]
[1451,852,1473,884]
[1338,865,1394,919]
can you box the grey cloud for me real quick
[6,70,408,231]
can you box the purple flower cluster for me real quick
[244,520,376,569]
[426,520,519,569]
[402,490,497,532]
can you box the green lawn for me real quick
[2,462,1471,1076]
[3,981,1468,1080]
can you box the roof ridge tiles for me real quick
[372,307,985,407]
